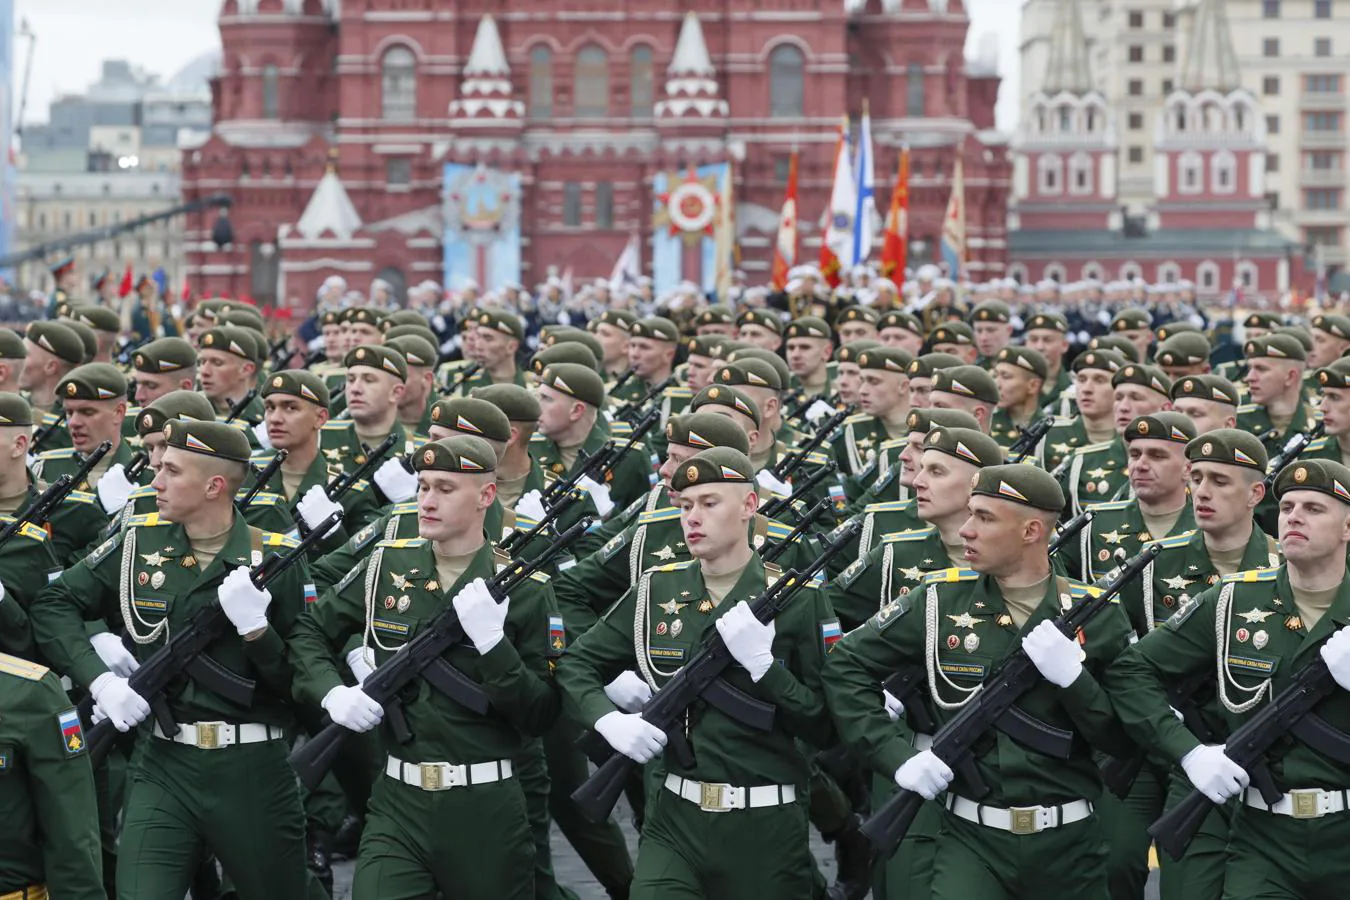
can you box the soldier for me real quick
[1237,335,1319,460]
[20,320,85,420]
[1169,375,1239,435]
[681,335,726,395]
[1106,458,1350,900]
[877,311,925,357]
[1063,364,1173,515]
[693,305,736,338]
[198,325,265,424]
[927,322,978,365]
[290,435,563,900]
[1108,309,1155,362]
[1023,312,1073,410]
[847,407,980,524]
[1154,333,1212,381]
[825,464,1134,900]
[837,306,881,344]
[905,353,964,411]
[785,316,836,399]
[1213,311,1279,387]
[130,337,198,407]
[619,317,680,405]
[736,308,785,354]
[834,347,914,499]
[0,329,25,394]
[72,305,122,364]
[589,310,637,385]
[833,341,880,408]
[928,365,998,433]
[558,446,837,899]
[1308,314,1350,370]
[31,420,325,900]
[465,310,527,391]
[969,301,1013,368]
[1037,350,1127,473]
[61,318,98,365]
[385,334,438,437]
[989,348,1048,454]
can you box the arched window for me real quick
[1008,263,1028,284]
[381,47,417,122]
[906,63,925,116]
[770,45,805,118]
[1212,150,1236,194]
[1044,263,1067,283]
[575,45,610,117]
[1038,154,1064,194]
[1157,262,1182,284]
[1058,105,1073,133]
[630,46,654,118]
[1197,261,1220,291]
[1069,152,1093,195]
[1236,261,1258,290]
[1082,262,1104,281]
[529,46,554,118]
[1179,151,1204,195]
[262,64,280,120]
[1120,262,1143,281]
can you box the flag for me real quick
[851,100,877,266]
[181,280,191,302]
[940,157,966,282]
[714,160,736,302]
[609,232,642,293]
[820,117,855,288]
[771,150,799,291]
[117,265,133,298]
[151,268,167,298]
[880,147,910,280]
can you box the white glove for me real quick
[883,689,904,722]
[1021,620,1083,689]
[714,601,776,683]
[604,670,653,713]
[894,750,954,800]
[515,488,548,521]
[755,469,792,500]
[322,685,384,733]
[805,398,836,423]
[345,646,375,686]
[90,671,151,733]
[594,710,667,763]
[451,577,506,654]
[90,632,140,678]
[1180,744,1250,804]
[252,421,273,450]
[577,475,614,517]
[95,463,136,515]
[1321,627,1350,691]
[217,566,272,636]
[373,457,418,503]
[297,485,344,538]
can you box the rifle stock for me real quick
[224,389,259,424]
[31,413,68,453]
[1263,422,1326,489]
[238,450,290,508]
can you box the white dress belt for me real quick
[152,721,285,749]
[384,756,514,792]
[1244,786,1350,818]
[945,794,1093,834]
[663,773,797,812]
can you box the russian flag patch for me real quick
[821,619,842,652]
[58,708,86,756]
[303,582,317,604]
[548,615,566,654]
[828,484,846,509]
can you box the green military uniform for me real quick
[1039,368,1073,411]
[834,414,891,491]
[0,518,65,662]
[31,407,71,452]
[530,418,652,515]
[1034,349,1128,475]
[319,419,425,493]
[247,448,382,541]
[989,407,1035,455]
[986,347,1050,455]
[0,652,103,899]
[34,439,139,492]
[1066,498,1197,587]
[1062,437,1130,515]
[1237,399,1320,461]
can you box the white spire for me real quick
[1042,0,1093,95]
[656,11,727,119]
[668,11,714,77]
[296,166,362,240]
[1180,0,1241,93]
[464,14,509,77]
[449,13,523,120]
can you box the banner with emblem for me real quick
[442,163,522,292]
[651,162,730,296]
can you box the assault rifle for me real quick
[759,462,838,521]
[1008,416,1054,464]
[31,413,67,453]
[770,406,853,483]
[612,376,674,424]
[440,362,482,397]
[1263,422,1326,490]
[224,389,258,424]
[292,433,398,534]
[760,497,833,565]
[237,450,290,509]
[0,440,112,548]
[1049,509,1094,556]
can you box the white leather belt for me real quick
[152,721,285,749]
[913,733,934,751]
[945,794,1093,834]
[1244,786,1350,818]
[663,773,796,812]
[384,756,513,792]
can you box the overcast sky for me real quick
[13,0,1022,129]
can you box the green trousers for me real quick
[631,784,813,899]
[1157,774,1230,900]
[1222,803,1350,900]
[930,808,1108,900]
[517,737,583,900]
[353,771,533,900]
[870,774,940,900]
[544,717,635,896]
[117,738,324,900]
[1097,766,1164,900]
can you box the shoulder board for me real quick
[637,507,682,525]
[1236,403,1259,414]
[1067,582,1105,599]
[763,520,795,540]
[65,491,98,506]
[844,413,872,425]
[529,432,548,444]
[250,449,279,464]
[14,521,48,542]
[40,411,62,425]
[610,421,634,436]
[351,479,371,492]
[804,450,831,465]
[663,386,694,399]
[1151,530,1199,550]
[262,531,301,549]
[128,485,157,500]
[653,560,697,572]
[1076,441,1115,455]
[321,421,355,432]
[879,437,907,451]
[1052,416,1076,425]
[864,499,916,513]
[0,652,49,681]
[237,491,283,507]
[528,570,550,583]
[1307,437,1330,451]
[1086,499,1134,512]
[923,567,978,584]
[392,500,418,515]
[377,537,428,550]
[514,512,541,530]
[128,513,169,527]
[1222,568,1280,584]
[881,526,938,545]
[38,448,77,460]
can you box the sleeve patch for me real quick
[83,536,119,567]
[870,597,911,632]
[351,523,377,551]
[836,557,865,590]
[548,615,567,657]
[335,560,368,594]
[1166,594,1202,630]
[821,619,842,652]
[59,708,86,756]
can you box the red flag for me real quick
[771,151,799,291]
[181,281,191,302]
[818,121,849,289]
[880,147,910,281]
[117,265,133,298]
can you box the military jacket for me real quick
[23,478,108,567]
[216,392,266,428]
[318,420,427,506]
[989,408,1036,455]
[529,420,653,512]
[608,374,657,407]
[1236,401,1320,461]
[1063,498,1197,586]
[558,555,837,787]
[290,539,562,763]
[1062,436,1130,515]
[247,446,383,548]
[833,526,956,631]
[1036,416,1090,473]
[30,408,71,453]
[34,439,142,492]
[0,654,102,899]
[111,484,297,543]
[824,569,1133,806]
[833,414,888,480]
[0,520,63,662]
[1038,368,1073,412]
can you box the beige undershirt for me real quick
[799,368,828,393]
[496,472,529,511]
[1339,448,1350,470]
[280,468,306,502]
[1268,410,1294,437]
[880,418,907,439]
[0,489,27,515]
[1207,543,1249,578]
[1293,583,1340,631]
[1084,419,1116,445]
[433,549,479,595]
[189,525,233,570]
[703,560,752,609]
[354,423,392,451]
[749,445,773,473]
[85,454,114,490]
[1141,506,1185,541]
[1002,575,1051,630]
[941,538,965,568]
[558,444,581,473]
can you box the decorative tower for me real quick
[655,10,728,157]
[449,15,525,133]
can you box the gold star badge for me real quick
[141,551,166,567]
[1101,530,1123,545]
[390,572,411,591]
[1087,467,1109,479]
[946,612,986,629]
[658,599,687,616]
[900,566,923,581]
[1161,575,1193,590]
[1238,608,1276,624]
[323,447,343,462]
[653,545,677,561]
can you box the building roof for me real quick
[669,11,715,77]
[295,168,363,240]
[1010,228,1293,259]
[1042,0,1093,95]
[1180,0,1241,93]
[464,14,509,77]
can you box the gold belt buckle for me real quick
[420,763,443,791]
[1009,807,1039,835]
[1291,789,1322,819]
[195,723,221,750]
[699,782,726,812]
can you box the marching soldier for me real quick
[1237,335,1319,461]
[72,305,122,365]
[1213,311,1278,387]
[1308,314,1350,371]
[1023,312,1073,410]
[832,341,880,408]
[904,353,963,411]
[988,348,1048,453]
[198,325,266,425]
[877,311,924,357]
[969,300,1013,368]
[1154,333,1212,382]
[1062,364,1173,515]
[617,317,680,405]
[129,336,198,412]
[1037,349,1127,473]
[785,316,836,400]
[386,334,439,437]
[0,329,25,395]
[461,310,529,393]
[1169,375,1239,435]
[927,323,978,366]
[322,345,426,501]
[736,309,785,354]
[1108,309,1155,362]
[589,310,637,385]
[21,320,85,424]
[928,365,998,433]
[833,347,913,499]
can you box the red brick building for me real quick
[181,0,1009,309]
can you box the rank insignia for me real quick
[141,551,166,567]
[658,599,687,616]
[946,613,986,629]
[58,708,85,756]
[1238,608,1276,624]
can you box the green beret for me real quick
[907,352,964,380]
[969,301,1011,325]
[220,308,266,335]
[835,339,881,363]
[1186,429,1268,472]
[1242,311,1282,330]
[591,310,638,332]
[710,339,752,360]
[414,435,497,475]
[343,307,385,328]
[1088,334,1141,362]
[994,347,1048,380]
[63,320,98,363]
[1112,364,1171,397]
[138,390,216,437]
[429,397,511,444]
[1110,308,1152,332]
[58,363,127,403]
[684,334,729,359]
[1244,334,1306,363]
[1154,321,1202,342]
[695,305,735,327]
[475,309,524,341]
[1313,314,1350,341]
[922,426,1004,468]
[539,362,606,408]
[1124,412,1196,445]
[344,344,408,381]
[25,321,83,365]
[931,365,1000,405]
[971,463,1065,513]
[197,299,228,321]
[725,347,790,388]
[320,310,341,327]
[665,411,751,455]
[200,326,259,363]
[548,328,605,365]
[72,305,120,334]
[1154,333,1212,368]
[383,325,440,350]
[786,316,834,341]
[929,321,975,346]
[163,418,252,464]
[1274,459,1350,505]
[1274,325,1313,353]
[133,337,197,374]
[382,310,429,331]
[691,384,762,428]
[714,359,783,392]
[0,392,32,427]
[471,383,541,422]
[0,329,26,360]
[531,343,599,374]
[670,447,754,492]
[856,347,914,374]
[878,310,924,336]
[1071,348,1127,375]
[736,309,783,335]
[1172,374,1239,405]
[384,335,438,369]
[904,407,981,435]
[837,306,880,326]
[262,370,330,408]
[630,317,680,343]
[1024,312,1069,334]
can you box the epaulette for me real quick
[1222,568,1280,584]
[1051,416,1076,425]
[0,652,49,681]
[844,413,872,426]
[377,537,427,549]
[922,567,978,584]
[38,448,77,460]
[0,517,49,542]
[762,520,795,540]
[637,507,681,525]
[241,492,283,507]
[39,411,61,426]
[879,437,907,451]
[1236,403,1259,414]
[262,531,301,549]
[529,433,548,444]
[653,560,697,572]
[1067,582,1105,600]
[610,421,634,437]
[1086,499,1134,512]
[250,449,280,464]
[321,421,355,432]
[528,570,550,583]
[128,485,156,500]
[1307,437,1330,451]
[864,499,916,513]
[351,479,371,492]
[128,513,169,527]
[514,513,541,530]
[881,526,937,545]
[391,501,418,515]
[65,491,98,506]
[663,386,694,399]
[1075,441,1115,455]
[804,450,831,466]
[1151,530,1198,550]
